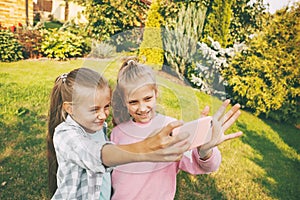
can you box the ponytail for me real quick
[47,77,67,196]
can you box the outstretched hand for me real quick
[198,99,243,159]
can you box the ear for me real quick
[154,87,159,99]
[63,102,73,115]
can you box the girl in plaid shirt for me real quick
[47,68,192,199]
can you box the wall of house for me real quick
[0,0,34,28]
[52,0,87,23]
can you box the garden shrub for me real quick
[109,28,143,52]
[0,28,23,62]
[89,41,116,59]
[139,0,164,70]
[41,29,89,60]
[15,24,43,59]
[187,36,245,99]
[162,2,207,79]
[222,5,300,124]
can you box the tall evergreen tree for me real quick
[139,0,164,69]
[202,0,233,47]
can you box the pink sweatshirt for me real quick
[110,114,222,200]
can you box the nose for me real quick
[138,103,147,112]
[97,110,106,120]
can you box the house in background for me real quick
[0,0,34,27]
[51,0,87,23]
[0,0,86,28]
[34,0,52,20]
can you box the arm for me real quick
[178,147,221,174]
[102,120,190,167]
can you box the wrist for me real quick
[198,148,213,160]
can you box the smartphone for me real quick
[172,116,212,150]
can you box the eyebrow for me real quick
[89,102,111,109]
[128,99,138,103]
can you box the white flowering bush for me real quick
[188,36,245,98]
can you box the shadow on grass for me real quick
[0,108,49,199]
[263,118,300,154]
[175,171,227,200]
[237,121,300,200]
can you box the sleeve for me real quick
[178,147,222,175]
[110,126,120,143]
[54,129,111,173]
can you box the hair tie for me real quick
[127,60,135,66]
[59,73,68,83]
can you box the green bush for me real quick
[44,21,63,30]
[0,28,23,62]
[222,5,300,124]
[41,29,89,60]
[89,41,116,59]
[109,28,142,52]
[162,2,207,79]
[139,0,164,70]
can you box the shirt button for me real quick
[95,186,101,191]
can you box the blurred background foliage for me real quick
[1,0,299,124]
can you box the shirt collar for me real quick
[65,115,89,136]
[64,115,107,137]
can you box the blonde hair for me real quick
[112,58,157,125]
[47,68,109,196]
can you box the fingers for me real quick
[164,139,190,161]
[222,109,241,131]
[223,131,243,142]
[222,103,241,126]
[200,105,210,117]
[161,120,184,136]
[154,120,189,147]
[147,121,184,138]
[213,99,230,121]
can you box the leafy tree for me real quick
[228,0,266,45]
[223,2,300,123]
[83,0,148,41]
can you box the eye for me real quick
[128,100,138,105]
[90,108,98,113]
[145,96,153,101]
[104,104,110,110]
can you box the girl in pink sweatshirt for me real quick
[110,58,242,200]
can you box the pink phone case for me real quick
[172,116,212,150]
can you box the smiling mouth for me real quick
[137,110,151,118]
[95,121,104,126]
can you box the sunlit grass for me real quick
[0,59,299,199]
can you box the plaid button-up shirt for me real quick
[52,115,112,200]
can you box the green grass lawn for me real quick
[0,58,299,199]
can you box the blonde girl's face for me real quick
[70,87,111,133]
[126,85,157,124]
